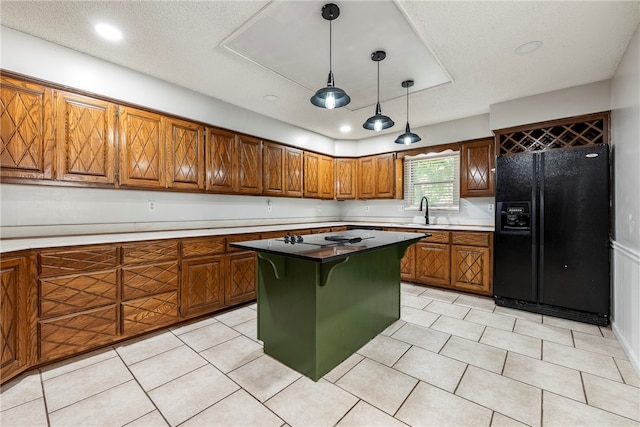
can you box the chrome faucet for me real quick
[419,196,429,225]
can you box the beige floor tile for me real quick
[380,319,406,337]
[337,358,418,415]
[336,401,408,427]
[440,336,507,374]
[125,410,169,426]
[493,305,542,323]
[116,330,183,365]
[48,380,154,427]
[490,412,529,426]
[583,373,640,421]
[573,330,629,359]
[183,389,282,427]
[401,283,426,296]
[393,346,466,392]
[0,397,48,427]
[43,356,132,412]
[616,358,640,387]
[0,372,43,411]
[200,335,263,373]
[424,299,470,319]
[401,294,431,309]
[513,318,573,346]
[480,326,542,359]
[543,341,622,381]
[39,347,117,381]
[542,315,603,335]
[215,306,257,327]
[228,355,301,402]
[421,287,459,303]
[431,315,485,341]
[128,345,207,391]
[396,381,492,427]
[503,352,585,402]
[177,321,240,352]
[465,309,515,331]
[232,318,258,341]
[453,294,496,311]
[322,353,364,383]
[391,322,450,352]
[457,366,542,426]
[149,364,239,426]
[543,390,638,426]
[601,326,617,339]
[400,306,439,328]
[170,316,218,335]
[266,377,358,427]
[357,335,410,366]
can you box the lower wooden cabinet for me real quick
[181,255,225,318]
[451,245,491,294]
[226,252,257,306]
[416,242,451,286]
[400,243,416,281]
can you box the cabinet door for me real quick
[181,256,225,318]
[119,107,165,188]
[461,138,495,197]
[263,141,285,196]
[375,153,395,198]
[303,152,319,198]
[285,146,303,197]
[335,158,357,200]
[55,91,116,184]
[1,76,54,180]
[121,291,179,336]
[207,128,236,193]
[318,154,334,199]
[167,118,204,190]
[451,245,491,295]
[237,135,262,194]
[415,242,450,286]
[358,156,375,199]
[226,252,257,306]
[400,243,416,281]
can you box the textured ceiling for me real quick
[1,1,639,141]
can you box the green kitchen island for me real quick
[231,229,427,381]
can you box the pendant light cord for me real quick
[329,19,332,73]
[406,85,409,121]
[377,60,380,102]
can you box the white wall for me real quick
[610,25,640,376]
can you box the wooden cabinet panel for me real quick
[263,141,285,196]
[423,231,450,244]
[122,261,178,301]
[358,157,375,199]
[40,270,117,318]
[461,137,495,197]
[415,242,451,286]
[121,240,178,265]
[39,246,118,278]
[227,234,261,252]
[226,252,256,306]
[181,237,226,258]
[318,154,334,199]
[237,135,262,194]
[0,76,54,180]
[119,107,165,188]
[451,245,491,294]
[303,152,319,198]
[335,158,357,200]
[285,146,303,197]
[206,128,236,192]
[375,153,395,198]
[181,255,225,318]
[122,291,179,336]
[451,232,490,247]
[55,91,116,184]
[310,227,332,234]
[167,117,204,190]
[400,243,416,281]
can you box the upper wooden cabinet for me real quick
[460,137,495,197]
[304,152,334,199]
[55,91,117,184]
[335,158,357,200]
[166,117,204,190]
[237,135,262,194]
[206,128,262,195]
[119,106,166,188]
[263,141,285,196]
[284,146,303,197]
[0,76,54,180]
[318,154,334,199]
[358,153,395,199]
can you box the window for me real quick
[404,150,460,210]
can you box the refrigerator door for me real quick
[494,152,537,302]
[539,145,610,315]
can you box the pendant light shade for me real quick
[310,3,350,110]
[394,79,421,145]
[363,51,394,131]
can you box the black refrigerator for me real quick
[493,144,610,325]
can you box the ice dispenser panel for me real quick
[497,201,531,234]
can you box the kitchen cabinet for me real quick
[460,137,495,197]
[237,135,263,194]
[166,117,205,190]
[304,151,334,199]
[416,232,451,287]
[226,252,257,306]
[0,76,54,180]
[119,106,166,188]
[285,146,303,197]
[335,158,357,200]
[400,243,416,281]
[358,153,395,199]
[263,141,285,196]
[55,91,117,185]
[318,154,335,199]
[206,128,262,194]
[180,237,226,318]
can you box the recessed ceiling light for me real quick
[340,125,351,133]
[263,95,279,102]
[95,23,123,42]
[515,41,543,55]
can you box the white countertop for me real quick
[0,221,494,253]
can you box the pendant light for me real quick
[363,50,394,132]
[395,80,422,145]
[310,3,350,110]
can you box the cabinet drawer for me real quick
[122,240,178,265]
[122,261,178,300]
[181,237,226,258]
[122,291,179,336]
[40,270,117,318]
[451,232,490,247]
[227,233,261,252]
[423,231,450,243]
[39,246,118,277]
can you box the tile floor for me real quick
[1,284,639,427]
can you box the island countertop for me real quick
[230,229,428,263]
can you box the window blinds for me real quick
[403,150,460,210]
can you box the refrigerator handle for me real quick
[537,153,544,303]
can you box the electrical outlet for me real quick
[398,204,404,212]
[148,201,156,212]
[365,205,370,212]
[268,205,272,213]
[488,203,494,212]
